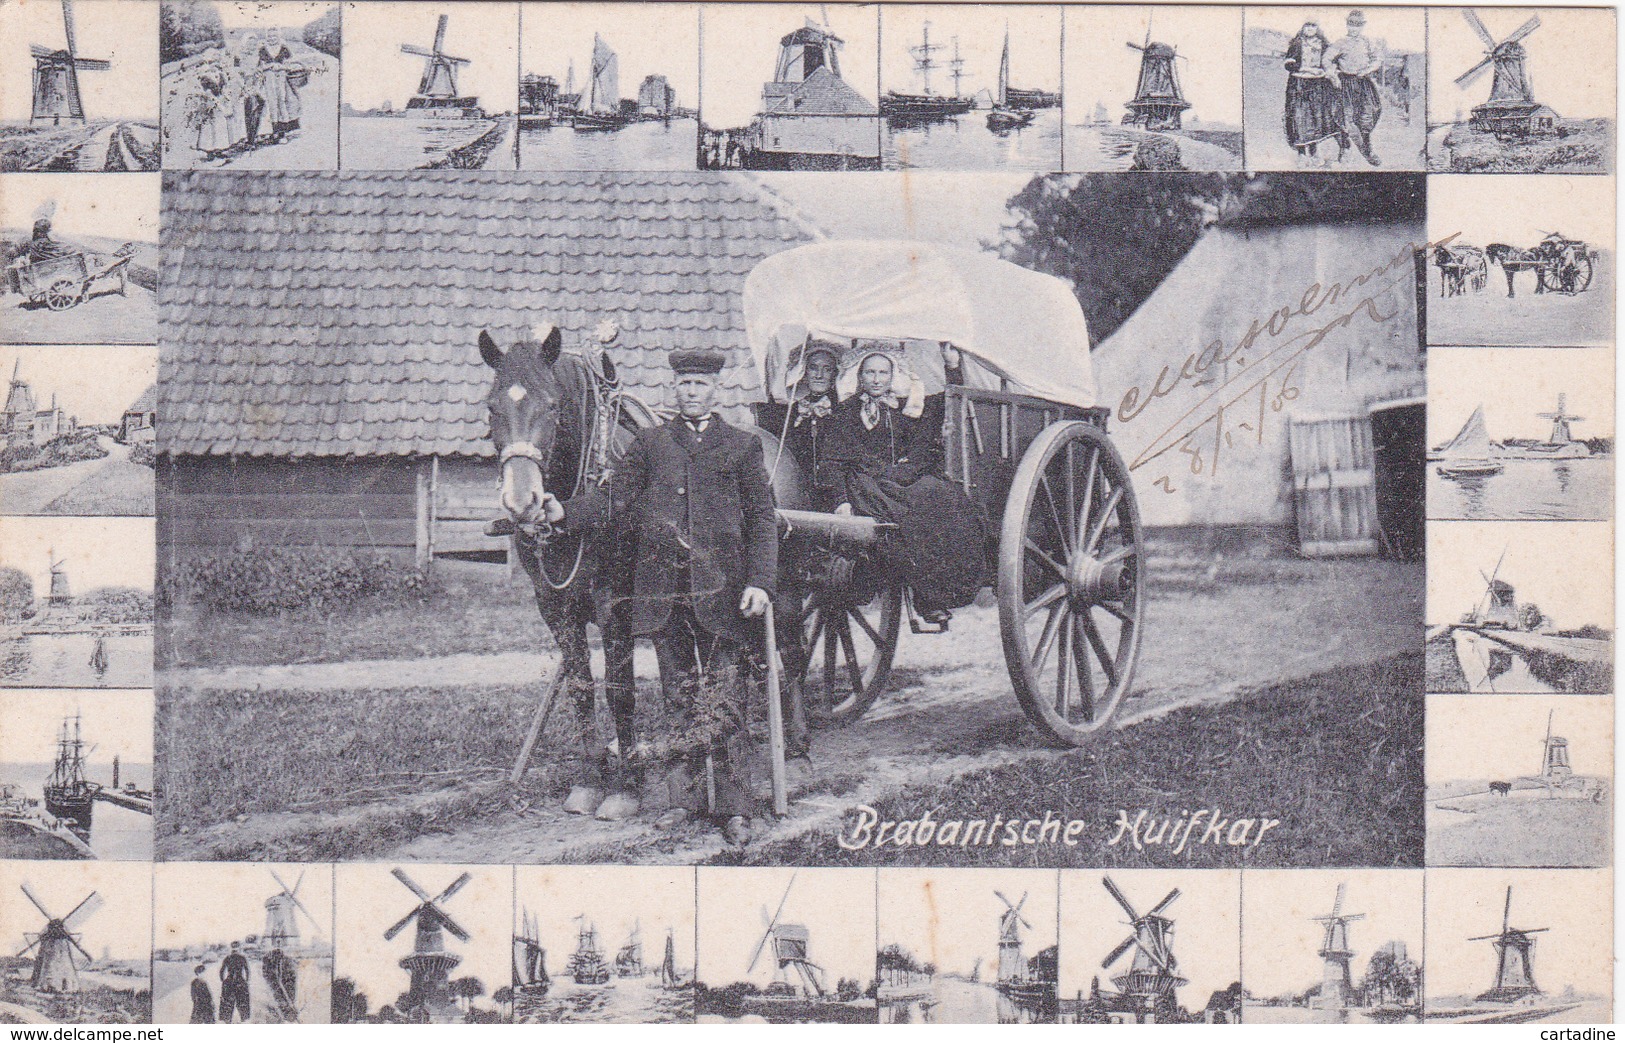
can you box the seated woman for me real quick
[819,348,987,625]
[758,342,841,511]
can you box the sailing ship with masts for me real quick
[573,34,628,132]
[513,909,551,995]
[615,922,646,977]
[568,916,612,985]
[43,713,96,829]
[881,21,974,120]
[987,28,1036,131]
[1433,405,1505,478]
[659,928,684,989]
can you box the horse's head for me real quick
[1485,243,1512,266]
[480,325,572,528]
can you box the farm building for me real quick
[1091,209,1426,557]
[118,384,155,445]
[157,171,819,565]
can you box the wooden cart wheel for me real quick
[795,584,902,724]
[998,421,1144,745]
[45,279,83,310]
[1574,254,1595,292]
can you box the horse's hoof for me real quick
[563,786,604,815]
[594,792,640,821]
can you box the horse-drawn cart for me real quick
[8,244,135,311]
[746,241,1145,746]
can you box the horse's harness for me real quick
[500,353,628,591]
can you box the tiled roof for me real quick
[764,66,877,116]
[125,384,156,415]
[159,171,819,458]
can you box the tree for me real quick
[0,567,32,621]
[302,7,342,59]
[159,0,225,65]
[448,976,485,1014]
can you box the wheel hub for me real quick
[1067,549,1127,603]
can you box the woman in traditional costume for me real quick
[820,348,987,626]
[1282,21,1345,163]
[760,341,842,510]
[190,54,238,159]
[258,29,304,143]
[233,35,265,150]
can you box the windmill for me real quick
[46,548,71,607]
[1311,883,1365,1010]
[263,869,321,951]
[18,885,103,993]
[1462,547,1537,631]
[994,890,1031,984]
[401,14,477,114]
[384,868,472,1014]
[1536,394,1585,446]
[1470,886,1547,1003]
[1100,876,1188,1022]
[747,875,826,999]
[29,0,111,125]
[1122,18,1190,131]
[1454,11,1556,136]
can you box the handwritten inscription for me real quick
[1116,233,1458,493]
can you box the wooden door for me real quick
[1288,416,1377,557]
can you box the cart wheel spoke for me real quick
[1063,442,1080,550]
[1024,539,1066,580]
[834,617,865,694]
[1025,583,1067,618]
[1037,473,1071,558]
[1080,611,1119,687]
[847,604,883,646]
[1072,615,1096,722]
[1055,619,1073,715]
[1077,448,1098,542]
[1096,598,1133,624]
[1084,486,1125,554]
[1096,545,1135,568]
[1031,602,1066,673]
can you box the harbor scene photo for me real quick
[339,3,517,170]
[1427,347,1613,521]
[0,689,153,861]
[0,516,154,690]
[0,0,159,172]
[1426,521,1612,695]
[877,6,1061,171]
[876,869,1058,1024]
[512,866,693,1024]
[1426,7,1615,174]
[1063,6,1243,171]
[0,861,153,1023]
[1241,871,1423,1024]
[518,3,696,170]
[1427,175,1614,347]
[698,5,880,170]
[1427,697,1611,869]
[1423,869,1611,1024]
[152,863,334,1023]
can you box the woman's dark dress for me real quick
[759,394,839,511]
[819,394,987,616]
[1283,34,1345,151]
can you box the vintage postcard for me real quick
[0,0,1616,1030]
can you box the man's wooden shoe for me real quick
[562,785,604,815]
[484,517,517,537]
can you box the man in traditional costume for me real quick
[218,941,252,1022]
[547,348,777,846]
[1328,10,1385,166]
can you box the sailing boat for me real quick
[658,928,682,989]
[986,28,1035,131]
[1434,405,1504,478]
[881,22,974,120]
[88,636,108,675]
[43,714,95,829]
[567,916,612,984]
[573,34,627,131]
[615,921,645,977]
[513,910,551,995]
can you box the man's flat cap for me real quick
[670,348,726,375]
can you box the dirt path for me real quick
[0,437,152,515]
[162,556,1422,864]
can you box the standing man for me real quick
[546,348,777,845]
[190,964,216,1024]
[218,940,252,1023]
[1328,10,1386,166]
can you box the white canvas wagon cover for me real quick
[744,240,1097,409]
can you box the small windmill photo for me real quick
[1311,883,1365,1010]
[18,885,102,993]
[1121,19,1189,131]
[401,14,478,115]
[384,867,472,1018]
[1096,876,1188,1022]
[28,0,111,126]
[747,875,827,1000]
[264,869,322,951]
[1453,11,1556,137]
[1469,886,1547,1003]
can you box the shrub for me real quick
[303,6,342,59]
[0,567,32,621]
[129,443,156,467]
[162,547,431,615]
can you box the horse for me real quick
[1489,780,1511,797]
[479,324,650,820]
[1432,243,1486,298]
[1486,243,1550,298]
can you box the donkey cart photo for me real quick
[1487,233,1599,298]
[481,241,1146,825]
